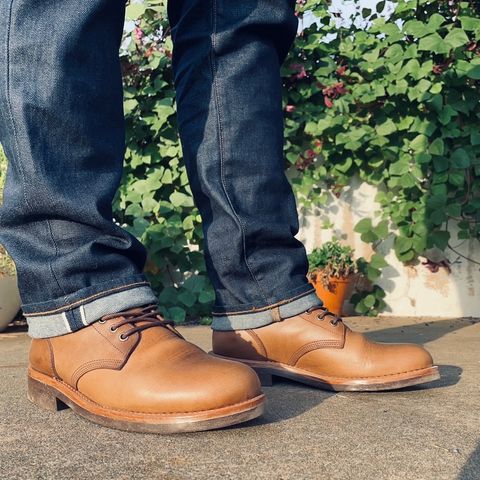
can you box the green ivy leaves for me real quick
[119,0,480,321]
[286,0,480,315]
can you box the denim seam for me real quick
[4,0,27,208]
[209,0,268,305]
[4,0,65,299]
[212,285,316,316]
[23,281,151,316]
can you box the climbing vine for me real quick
[286,0,480,314]
[118,0,480,320]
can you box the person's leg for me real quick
[0,0,264,432]
[0,0,156,337]
[168,0,322,330]
[169,0,439,391]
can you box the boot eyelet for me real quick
[330,321,339,327]
[119,334,128,342]
[110,326,118,332]
[98,319,106,324]
[316,314,325,321]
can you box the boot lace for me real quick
[307,305,343,327]
[100,305,182,340]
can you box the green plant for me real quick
[286,0,480,313]
[119,1,214,322]
[120,0,480,320]
[350,284,387,317]
[0,248,15,277]
[308,240,358,286]
[308,241,387,316]
[0,0,475,317]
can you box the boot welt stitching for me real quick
[275,363,435,380]
[228,358,435,380]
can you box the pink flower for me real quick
[285,105,296,113]
[324,96,334,108]
[134,27,143,41]
[322,82,347,105]
[144,46,155,58]
[335,82,347,95]
[290,63,307,80]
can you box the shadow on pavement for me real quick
[224,378,334,430]
[229,362,462,430]
[229,363,463,429]
[262,381,333,424]
[427,364,462,389]
[458,441,480,480]
[364,317,478,345]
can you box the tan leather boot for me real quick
[28,306,265,433]
[212,306,440,391]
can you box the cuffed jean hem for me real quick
[211,288,323,331]
[26,284,158,339]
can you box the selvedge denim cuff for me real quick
[25,279,158,338]
[211,289,323,331]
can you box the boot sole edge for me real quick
[211,354,441,392]
[27,368,265,434]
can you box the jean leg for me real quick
[168,0,322,329]
[0,0,157,336]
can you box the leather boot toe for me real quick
[28,305,265,433]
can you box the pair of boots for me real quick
[28,305,439,433]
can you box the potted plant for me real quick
[307,239,358,316]
[0,148,21,332]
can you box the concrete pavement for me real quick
[0,317,478,480]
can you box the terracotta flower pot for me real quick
[310,273,353,316]
[0,274,21,332]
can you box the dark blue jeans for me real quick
[0,0,321,338]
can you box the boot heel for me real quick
[27,376,67,412]
[255,371,274,387]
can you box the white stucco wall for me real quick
[297,177,480,317]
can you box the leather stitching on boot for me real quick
[246,330,268,358]
[288,340,344,366]
[71,359,124,388]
